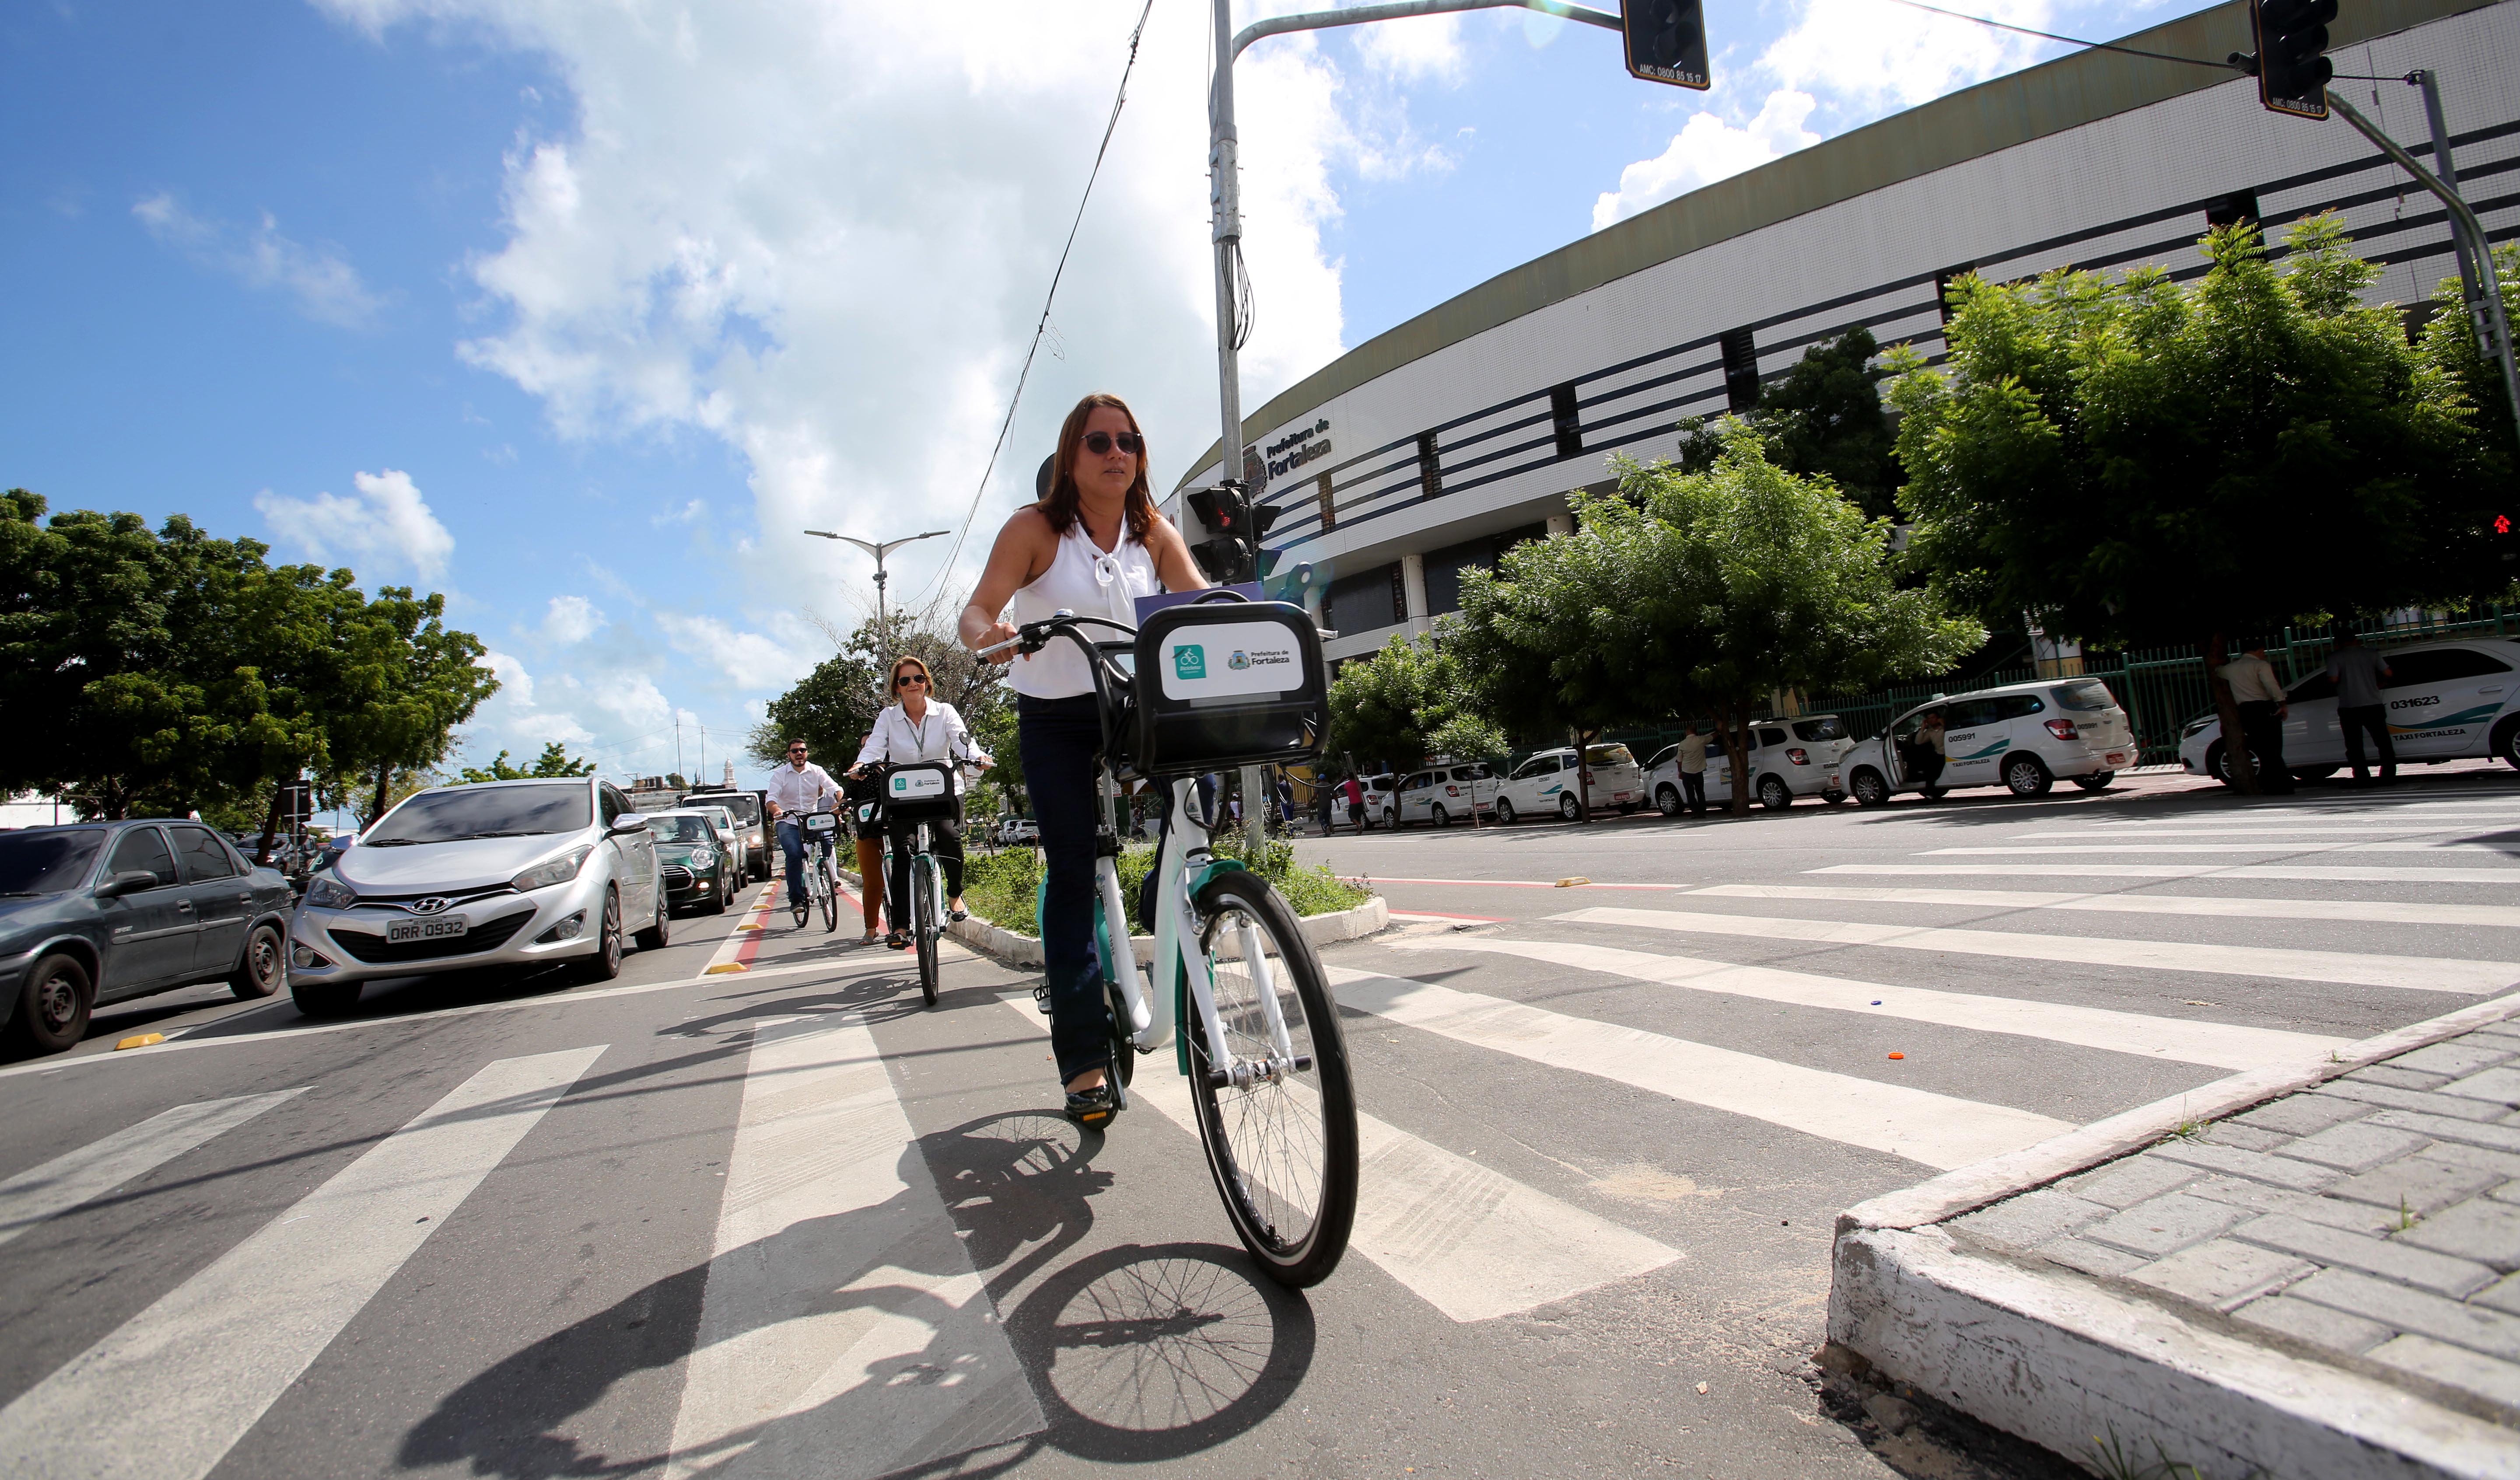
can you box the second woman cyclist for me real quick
[959,392,1208,1127]
[850,654,992,950]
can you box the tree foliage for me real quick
[1679,328,1905,519]
[1448,436,1981,812]
[752,605,1016,792]
[1325,632,1498,771]
[460,742,595,783]
[0,491,496,826]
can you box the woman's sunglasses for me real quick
[1081,430,1142,457]
[896,673,929,688]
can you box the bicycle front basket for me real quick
[801,811,840,837]
[1131,599,1326,773]
[882,761,959,821]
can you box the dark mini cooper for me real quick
[0,821,296,1056]
[646,811,736,915]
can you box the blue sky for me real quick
[2,0,2185,795]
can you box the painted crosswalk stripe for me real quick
[668,1015,1040,1478]
[1395,935,2343,1069]
[2011,826,2507,839]
[0,1047,602,1480]
[1318,969,2069,1170]
[991,995,1676,1323]
[1692,883,2520,930]
[1559,904,2519,995]
[0,1090,303,1250]
[1814,863,2520,885]
[1927,841,2517,856]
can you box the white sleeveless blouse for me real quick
[1007,521,1158,699]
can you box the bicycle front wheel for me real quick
[1188,870,1358,1288]
[914,858,939,1006]
[817,855,839,933]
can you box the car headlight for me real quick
[304,874,357,910]
[690,848,716,868]
[512,844,595,893]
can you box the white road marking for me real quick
[1320,970,2070,1170]
[1558,905,2519,995]
[1814,863,2520,885]
[668,1015,1040,1478]
[0,1091,304,1248]
[1694,883,2520,930]
[1396,935,2343,1070]
[0,1047,602,1480]
[990,995,1676,1323]
[1927,842,2517,855]
[2010,826,2510,838]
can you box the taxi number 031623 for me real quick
[386,917,468,944]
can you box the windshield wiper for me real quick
[464,830,555,838]
[0,891,42,898]
[362,838,426,847]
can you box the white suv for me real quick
[1390,763,1497,827]
[1842,678,2135,804]
[2177,637,2520,782]
[1645,716,1854,813]
[1494,744,1644,824]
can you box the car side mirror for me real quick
[610,814,650,835]
[96,870,158,899]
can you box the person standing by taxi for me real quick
[2327,632,2396,785]
[2218,643,2295,793]
[1675,723,1711,814]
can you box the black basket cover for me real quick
[1130,600,1326,774]
[882,761,959,820]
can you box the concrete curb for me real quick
[1828,990,2520,1479]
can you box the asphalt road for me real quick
[5,760,2518,1480]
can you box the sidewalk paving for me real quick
[1830,994,2520,1479]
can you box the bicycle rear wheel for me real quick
[1187,870,1358,1288]
[817,854,839,934]
[914,857,939,1006]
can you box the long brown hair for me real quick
[889,654,933,698]
[1040,392,1155,542]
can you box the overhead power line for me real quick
[1876,0,2242,71]
[917,0,1159,606]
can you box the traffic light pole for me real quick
[2324,90,2520,438]
[1208,0,1624,863]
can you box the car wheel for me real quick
[1381,807,1396,829]
[4,952,92,1056]
[579,888,625,983]
[2004,754,2054,796]
[1432,803,1451,829]
[1558,793,1581,822]
[2495,714,2520,771]
[228,922,286,1000]
[1850,768,1890,807]
[2205,742,2238,789]
[1756,775,1791,810]
[2072,771,2117,792]
[290,978,362,1019]
[1657,785,1683,817]
[1495,797,1518,825]
[635,888,671,951]
[705,872,729,915]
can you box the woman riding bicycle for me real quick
[849,654,992,951]
[959,392,1207,1126]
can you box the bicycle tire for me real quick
[817,854,840,933]
[1187,870,1358,1288]
[914,857,940,1005]
[1106,979,1136,1088]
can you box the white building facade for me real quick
[1179,0,2519,663]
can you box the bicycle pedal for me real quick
[1032,984,1052,1016]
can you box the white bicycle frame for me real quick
[1093,771,1302,1088]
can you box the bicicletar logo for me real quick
[1175,644,1207,680]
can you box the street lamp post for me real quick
[805,528,952,675]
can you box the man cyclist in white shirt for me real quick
[763,738,841,912]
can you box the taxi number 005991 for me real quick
[386,917,468,944]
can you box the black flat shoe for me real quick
[948,907,969,923]
[886,930,909,950]
[1064,1084,1118,1128]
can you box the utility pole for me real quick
[805,527,951,676]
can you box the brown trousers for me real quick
[852,836,888,930]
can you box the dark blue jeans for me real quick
[1017,694,1113,1085]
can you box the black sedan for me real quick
[0,820,296,1056]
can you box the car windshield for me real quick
[1792,717,1848,743]
[0,831,105,895]
[2053,681,2118,711]
[1584,744,1635,767]
[650,816,715,844]
[366,783,591,845]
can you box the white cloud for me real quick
[1354,12,1466,84]
[1592,91,1821,231]
[314,0,1388,613]
[254,468,457,581]
[133,192,385,328]
[654,611,808,691]
[477,649,535,706]
[1758,0,2054,114]
[539,594,604,645]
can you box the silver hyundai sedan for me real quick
[287,776,666,1016]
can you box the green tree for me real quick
[459,742,595,783]
[756,604,1012,780]
[1678,328,1905,519]
[1451,436,1981,814]
[1326,631,1505,774]
[313,587,500,824]
[2416,240,2520,467]
[1891,215,2502,791]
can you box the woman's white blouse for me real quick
[855,701,982,790]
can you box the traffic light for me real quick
[1623,0,1710,91]
[1185,482,1281,585]
[2252,0,2334,119]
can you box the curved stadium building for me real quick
[1179,0,2520,669]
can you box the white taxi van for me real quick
[1842,678,2135,804]
[2177,637,2520,783]
[1494,744,1644,823]
[1645,716,1855,812]
[1389,763,1498,827]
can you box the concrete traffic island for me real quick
[1828,992,2520,1479]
